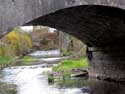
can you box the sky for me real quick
[21,26,33,32]
[21,26,56,33]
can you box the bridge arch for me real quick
[24,5,125,47]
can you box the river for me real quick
[0,50,125,94]
[0,64,125,94]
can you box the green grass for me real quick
[0,56,14,65]
[22,55,37,64]
[53,57,88,72]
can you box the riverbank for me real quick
[53,57,88,72]
[0,56,16,69]
[0,50,89,83]
[48,57,89,82]
[15,56,89,78]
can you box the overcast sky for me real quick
[21,26,33,32]
[21,26,56,33]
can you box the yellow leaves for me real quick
[6,28,32,48]
[2,27,32,56]
[22,34,32,48]
[0,27,33,65]
[6,31,18,44]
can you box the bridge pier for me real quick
[87,47,125,82]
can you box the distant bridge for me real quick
[1,0,125,81]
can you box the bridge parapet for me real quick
[0,0,125,37]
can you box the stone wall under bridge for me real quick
[87,47,125,82]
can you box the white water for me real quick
[1,65,84,94]
[29,49,61,58]
[28,49,70,63]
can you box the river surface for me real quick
[0,50,125,94]
[0,64,125,94]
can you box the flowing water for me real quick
[0,50,125,94]
[0,65,85,94]
[0,64,125,94]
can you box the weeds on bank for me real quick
[48,57,88,85]
[22,55,37,64]
[0,56,14,65]
[53,57,88,73]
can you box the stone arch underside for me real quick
[25,5,125,47]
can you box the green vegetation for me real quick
[0,27,33,67]
[6,27,32,55]
[0,56,15,67]
[0,27,32,57]
[48,74,54,84]
[49,57,88,87]
[53,57,88,73]
[22,55,37,65]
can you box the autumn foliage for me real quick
[0,27,32,57]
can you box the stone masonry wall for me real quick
[88,47,125,81]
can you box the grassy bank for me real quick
[0,56,15,68]
[48,58,88,83]
[53,57,88,73]
[22,55,38,65]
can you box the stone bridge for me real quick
[1,0,125,81]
